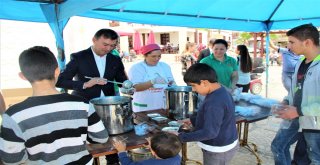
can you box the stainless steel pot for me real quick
[165,86,198,120]
[128,147,154,162]
[90,96,134,135]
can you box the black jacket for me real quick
[56,47,127,102]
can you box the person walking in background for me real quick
[128,44,175,113]
[0,46,108,164]
[181,42,197,75]
[200,39,238,92]
[197,38,215,62]
[56,28,127,165]
[270,39,300,93]
[270,50,279,66]
[235,45,252,93]
[274,24,320,165]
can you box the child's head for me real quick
[286,24,319,54]
[287,24,319,46]
[19,46,58,83]
[150,132,181,159]
[183,63,218,95]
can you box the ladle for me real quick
[85,76,133,89]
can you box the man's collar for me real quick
[91,46,107,58]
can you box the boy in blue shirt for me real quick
[178,63,239,165]
[113,132,181,165]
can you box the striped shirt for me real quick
[0,93,108,165]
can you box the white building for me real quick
[107,21,233,54]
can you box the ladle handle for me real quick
[84,76,123,85]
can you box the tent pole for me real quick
[265,32,270,98]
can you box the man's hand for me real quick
[276,105,299,120]
[83,77,107,89]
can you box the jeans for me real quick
[271,118,301,165]
[282,72,293,94]
[292,135,310,165]
[304,132,320,165]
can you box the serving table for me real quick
[88,100,271,165]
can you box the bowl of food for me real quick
[161,127,179,133]
[147,113,161,118]
[168,121,181,127]
[151,116,168,124]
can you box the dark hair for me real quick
[94,29,119,41]
[237,45,252,73]
[286,24,319,46]
[19,46,58,83]
[150,132,181,159]
[213,39,228,49]
[183,63,218,84]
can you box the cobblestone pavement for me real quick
[99,55,292,165]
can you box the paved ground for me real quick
[101,54,291,165]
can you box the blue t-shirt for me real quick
[278,48,300,73]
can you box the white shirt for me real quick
[237,56,251,85]
[91,47,107,97]
[128,61,175,112]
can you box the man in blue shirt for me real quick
[270,40,301,93]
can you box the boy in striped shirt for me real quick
[0,46,108,164]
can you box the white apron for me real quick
[132,62,170,112]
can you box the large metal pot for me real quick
[165,86,198,120]
[128,147,154,162]
[90,96,134,135]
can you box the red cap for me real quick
[140,44,160,55]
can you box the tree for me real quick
[236,32,252,44]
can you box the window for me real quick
[160,33,170,45]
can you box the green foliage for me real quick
[270,34,278,40]
[236,32,252,44]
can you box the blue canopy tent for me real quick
[1,0,320,96]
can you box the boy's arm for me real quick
[269,40,279,51]
[231,58,239,89]
[231,71,238,90]
[87,104,109,143]
[179,103,222,142]
[118,152,146,165]
[0,114,28,164]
